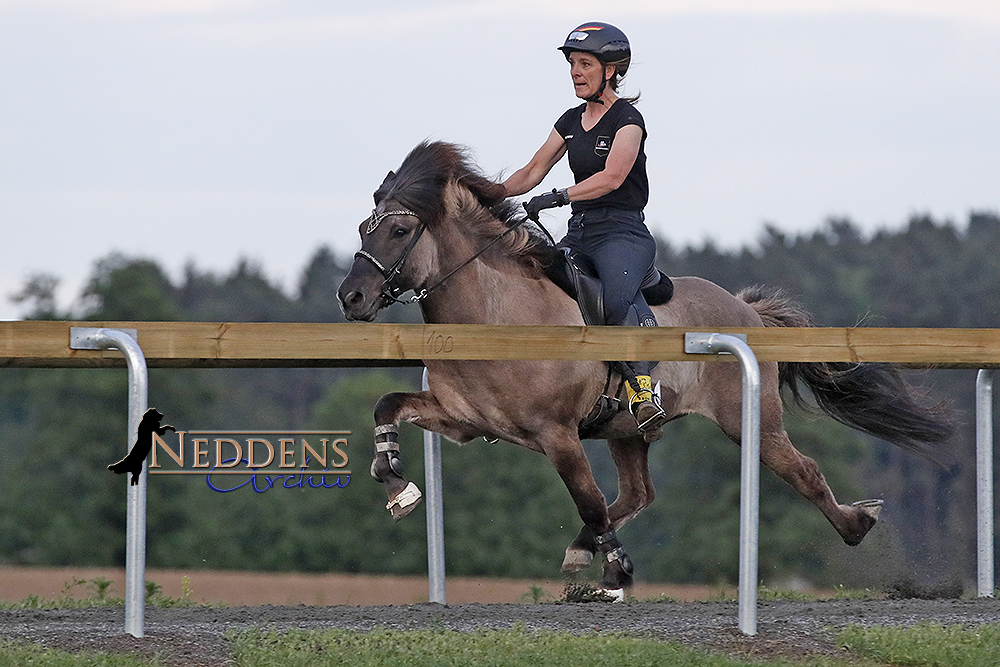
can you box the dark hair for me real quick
[606,58,640,104]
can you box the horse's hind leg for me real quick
[759,428,880,545]
[715,379,881,546]
[563,435,653,573]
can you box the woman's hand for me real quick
[523,188,570,220]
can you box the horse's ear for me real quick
[374,171,395,204]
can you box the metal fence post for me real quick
[422,368,446,604]
[69,327,148,637]
[685,332,761,635]
[977,369,995,598]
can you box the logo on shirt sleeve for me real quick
[594,135,612,157]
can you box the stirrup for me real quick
[633,401,669,431]
[627,379,665,431]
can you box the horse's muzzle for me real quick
[338,263,386,321]
[338,287,380,322]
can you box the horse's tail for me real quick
[738,285,954,464]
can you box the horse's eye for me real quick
[393,227,410,238]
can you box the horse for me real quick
[337,141,951,596]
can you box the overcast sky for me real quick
[1,0,997,319]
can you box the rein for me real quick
[354,207,535,307]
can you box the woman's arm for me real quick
[502,128,567,197]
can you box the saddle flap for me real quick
[561,249,605,326]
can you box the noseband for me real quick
[354,206,532,307]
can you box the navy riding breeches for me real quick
[559,207,658,376]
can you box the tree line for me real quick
[1,210,997,591]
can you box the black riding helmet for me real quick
[558,22,631,103]
[558,22,631,75]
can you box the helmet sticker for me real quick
[568,25,603,41]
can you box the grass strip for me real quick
[229,626,864,667]
[839,622,1000,667]
[0,640,159,666]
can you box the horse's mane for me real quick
[374,141,556,270]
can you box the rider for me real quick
[502,21,668,434]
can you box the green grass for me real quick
[0,640,160,666]
[228,626,776,667]
[830,585,885,601]
[839,622,1000,667]
[3,624,1000,667]
[227,624,1000,667]
[0,577,123,610]
[3,583,998,666]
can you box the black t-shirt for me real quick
[553,99,648,213]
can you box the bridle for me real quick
[353,208,427,306]
[353,205,535,307]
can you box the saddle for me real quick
[546,248,673,326]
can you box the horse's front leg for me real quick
[371,390,479,520]
[562,434,654,573]
[542,431,635,595]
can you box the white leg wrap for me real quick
[386,481,422,512]
[598,588,625,602]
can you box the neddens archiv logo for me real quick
[148,428,351,493]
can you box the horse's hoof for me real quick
[842,499,884,546]
[853,498,884,520]
[598,588,626,602]
[600,551,634,590]
[386,481,422,521]
[561,547,595,572]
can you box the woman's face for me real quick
[567,51,610,100]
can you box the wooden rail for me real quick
[2,321,999,368]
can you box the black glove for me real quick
[523,188,570,220]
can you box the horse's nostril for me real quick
[344,291,364,307]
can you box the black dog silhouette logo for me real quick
[108,408,176,485]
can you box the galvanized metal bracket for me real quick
[685,332,748,355]
[67,325,148,638]
[69,327,138,350]
[683,330,761,636]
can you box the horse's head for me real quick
[337,196,434,321]
[338,141,536,321]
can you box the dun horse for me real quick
[337,141,950,595]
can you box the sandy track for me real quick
[4,567,998,666]
[2,598,1000,666]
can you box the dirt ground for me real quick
[2,567,999,666]
[0,565,717,606]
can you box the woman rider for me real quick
[502,21,668,434]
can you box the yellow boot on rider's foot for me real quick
[627,375,668,432]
